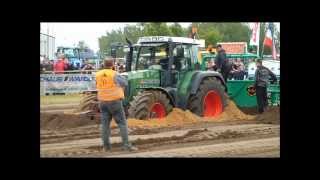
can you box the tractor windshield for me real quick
[135,43,168,70]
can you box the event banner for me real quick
[40,74,96,94]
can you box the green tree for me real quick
[169,23,184,36]
[123,24,144,43]
[194,23,222,46]
[220,23,250,42]
[78,40,88,51]
[99,28,126,58]
[143,23,172,36]
[187,23,250,47]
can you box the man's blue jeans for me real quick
[99,100,131,149]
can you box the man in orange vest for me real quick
[96,58,138,152]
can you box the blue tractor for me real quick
[56,46,82,69]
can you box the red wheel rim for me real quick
[203,90,223,117]
[150,103,166,119]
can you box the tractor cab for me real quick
[127,36,202,87]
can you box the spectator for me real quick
[119,64,125,73]
[81,59,90,69]
[40,61,44,73]
[215,44,232,83]
[82,59,94,74]
[64,58,75,72]
[254,59,277,114]
[54,54,67,74]
[42,59,52,72]
[48,60,54,72]
[207,60,215,71]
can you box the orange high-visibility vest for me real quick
[95,69,124,101]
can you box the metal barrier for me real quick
[41,70,98,74]
[40,73,96,95]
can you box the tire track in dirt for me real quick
[41,124,279,157]
[107,137,280,157]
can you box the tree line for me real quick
[97,23,279,58]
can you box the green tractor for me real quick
[78,36,228,120]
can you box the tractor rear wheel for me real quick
[128,90,173,120]
[77,93,99,113]
[188,77,227,117]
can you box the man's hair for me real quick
[104,58,114,69]
[216,44,222,48]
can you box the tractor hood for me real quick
[121,70,161,88]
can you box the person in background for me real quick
[232,58,245,80]
[54,54,67,74]
[82,60,94,74]
[40,61,44,74]
[81,58,89,69]
[41,59,50,72]
[254,59,277,114]
[96,58,138,152]
[48,60,54,72]
[207,60,215,71]
[215,44,232,83]
[66,58,75,72]
[75,62,81,70]
[119,64,125,73]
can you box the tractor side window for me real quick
[174,44,191,71]
[183,45,192,70]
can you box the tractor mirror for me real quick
[176,47,184,58]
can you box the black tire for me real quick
[78,94,99,112]
[128,90,173,120]
[188,77,227,117]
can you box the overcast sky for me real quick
[40,22,279,52]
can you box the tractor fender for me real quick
[137,87,176,107]
[190,71,227,95]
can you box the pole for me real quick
[257,23,260,58]
[261,23,267,59]
[47,24,49,59]
[271,23,277,59]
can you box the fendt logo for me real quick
[247,85,256,96]
[139,36,166,42]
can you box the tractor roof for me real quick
[137,36,201,45]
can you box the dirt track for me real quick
[40,101,280,158]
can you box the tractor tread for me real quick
[128,90,173,120]
[187,77,227,117]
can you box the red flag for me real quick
[264,28,273,47]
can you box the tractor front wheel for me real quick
[128,90,173,120]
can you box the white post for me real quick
[257,23,260,58]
